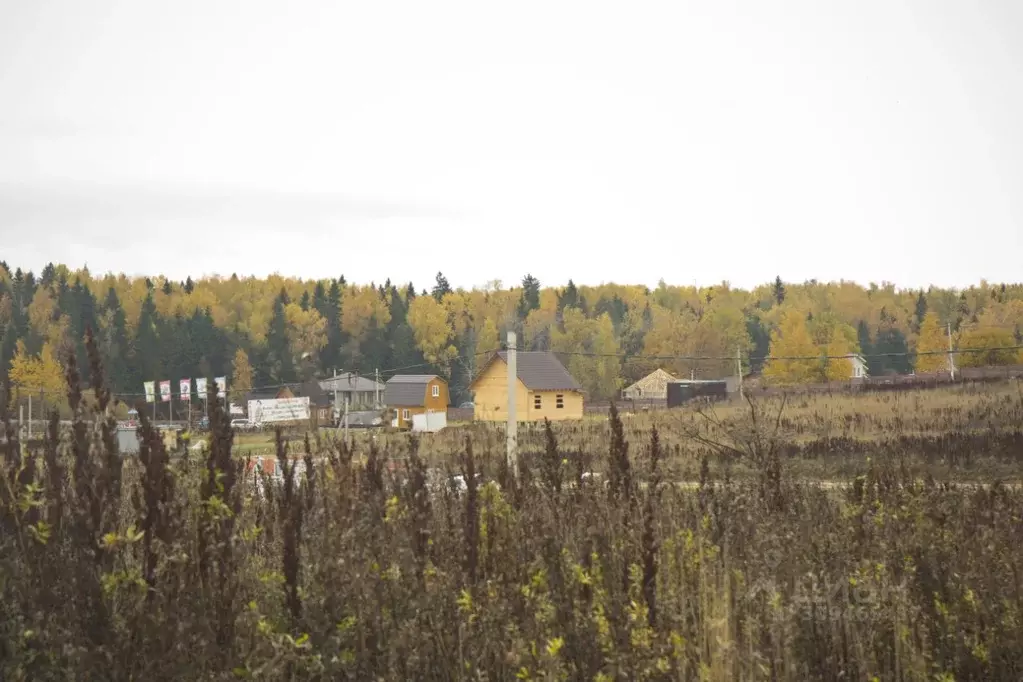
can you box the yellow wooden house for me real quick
[384,375,449,429]
[470,351,584,422]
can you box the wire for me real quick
[471,345,1023,364]
[6,345,1022,400]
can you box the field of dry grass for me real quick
[275,381,1023,482]
[3,345,1022,680]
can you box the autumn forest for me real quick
[2,261,1022,407]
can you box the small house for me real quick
[384,375,449,430]
[622,368,676,401]
[318,372,385,409]
[850,354,869,379]
[470,351,584,422]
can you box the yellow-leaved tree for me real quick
[551,308,621,400]
[914,312,948,373]
[476,318,499,358]
[408,295,458,372]
[763,312,821,385]
[284,303,327,366]
[231,348,253,403]
[956,326,1018,368]
[823,334,854,382]
[8,340,66,407]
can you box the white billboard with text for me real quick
[247,397,310,424]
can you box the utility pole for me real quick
[506,331,518,478]
[375,368,380,407]
[344,395,350,446]
[947,323,956,381]
[27,394,32,439]
[332,368,339,425]
[736,347,743,402]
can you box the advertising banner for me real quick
[215,376,227,398]
[144,381,155,404]
[247,397,310,424]
[179,378,191,401]
[196,377,208,399]
[159,380,171,403]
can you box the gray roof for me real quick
[384,375,440,406]
[493,351,582,391]
[319,373,385,393]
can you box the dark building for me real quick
[666,380,728,407]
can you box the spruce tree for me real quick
[266,289,296,383]
[914,291,928,331]
[132,291,162,388]
[432,272,452,302]
[557,280,580,314]
[386,285,418,369]
[317,280,343,373]
[773,276,786,306]
[746,314,771,373]
[517,274,541,320]
[39,263,56,289]
[102,287,132,392]
[69,278,98,386]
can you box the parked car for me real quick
[458,401,474,409]
[230,419,252,431]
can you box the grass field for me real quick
[3,371,1023,679]
[226,380,1023,482]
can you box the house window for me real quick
[534,395,542,410]
[556,394,564,409]
[432,385,439,398]
[402,409,410,420]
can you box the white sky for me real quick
[1,0,1021,291]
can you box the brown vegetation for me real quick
[2,333,1023,680]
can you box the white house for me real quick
[850,354,869,379]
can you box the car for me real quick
[458,401,474,409]
[230,419,252,431]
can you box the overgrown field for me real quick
[320,381,1023,482]
[3,349,1023,680]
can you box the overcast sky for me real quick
[1,0,1020,291]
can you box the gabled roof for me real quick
[247,381,331,407]
[288,380,331,407]
[384,374,442,406]
[623,368,676,393]
[474,351,582,391]
[319,372,385,393]
[246,387,281,402]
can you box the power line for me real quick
[7,344,1022,400]
[472,345,1023,364]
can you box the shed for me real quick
[666,380,729,407]
[622,368,676,401]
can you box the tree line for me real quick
[2,262,1022,408]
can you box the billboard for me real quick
[247,397,310,424]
